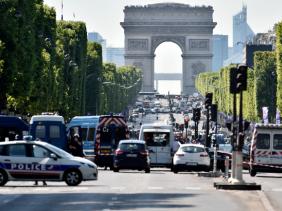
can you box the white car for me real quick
[173,144,210,173]
[0,140,98,186]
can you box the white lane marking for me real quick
[70,187,88,191]
[272,188,282,192]
[185,187,201,190]
[257,190,275,211]
[108,202,115,206]
[111,196,118,201]
[148,186,163,190]
[111,186,125,190]
[33,187,50,191]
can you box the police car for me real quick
[0,140,98,186]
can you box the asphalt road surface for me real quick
[0,168,275,211]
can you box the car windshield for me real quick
[119,143,145,151]
[43,142,73,159]
[181,146,205,153]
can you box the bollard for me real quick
[225,156,229,179]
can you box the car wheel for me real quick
[250,169,256,177]
[64,169,82,186]
[0,170,8,186]
[145,168,150,173]
[113,167,119,172]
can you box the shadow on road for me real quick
[1,192,197,210]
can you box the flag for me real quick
[262,107,269,124]
[276,108,280,124]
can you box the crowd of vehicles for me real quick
[1,92,282,185]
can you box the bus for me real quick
[67,115,129,168]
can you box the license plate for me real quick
[186,162,197,166]
[126,154,137,157]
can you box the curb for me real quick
[214,182,261,190]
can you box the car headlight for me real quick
[87,164,96,169]
[80,162,96,168]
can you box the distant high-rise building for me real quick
[233,5,254,54]
[224,5,254,66]
[106,47,124,67]
[212,35,228,71]
[87,32,107,61]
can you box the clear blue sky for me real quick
[43,0,282,94]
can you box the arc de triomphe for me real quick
[121,3,216,95]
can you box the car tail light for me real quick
[175,153,184,157]
[115,149,124,155]
[140,150,149,156]
[200,153,209,157]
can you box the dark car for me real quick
[113,140,150,173]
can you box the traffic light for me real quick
[179,124,184,131]
[244,120,250,131]
[230,67,238,94]
[229,66,248,94]
[205,93,213,108]
[193,108,201,121]
[210,104,217,122]
[236,65,248,92]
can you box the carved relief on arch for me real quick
[151,36,185,53]
[191,61,206,79]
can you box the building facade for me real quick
[212,35,228,71]
[106,47,125,67]
[224,5,254,66]
[121,3,216,95]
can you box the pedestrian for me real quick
[34,180,47,186]
[173,137,180,154]
[69,134,84,157]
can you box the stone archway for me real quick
[121,3,216,95]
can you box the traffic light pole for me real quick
[195,120,198,140]
[205,107,210,147]
[229,88,245,184]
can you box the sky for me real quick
[43,0,282,94]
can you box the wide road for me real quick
[1,168,274,211]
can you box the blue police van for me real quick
[29,114,67,150]
[67,116,100,161]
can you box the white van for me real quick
[139,123,174,167]
[249,123,282,176]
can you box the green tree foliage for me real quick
[196,54,277,122]
[55,20,87,117]
[100,63,142,114]
[0,40,4,76]
[254,52,276,121]
[276,22,282,113]
[28,4,57,114]
[85,41,102,115]
[0,0,40,112]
